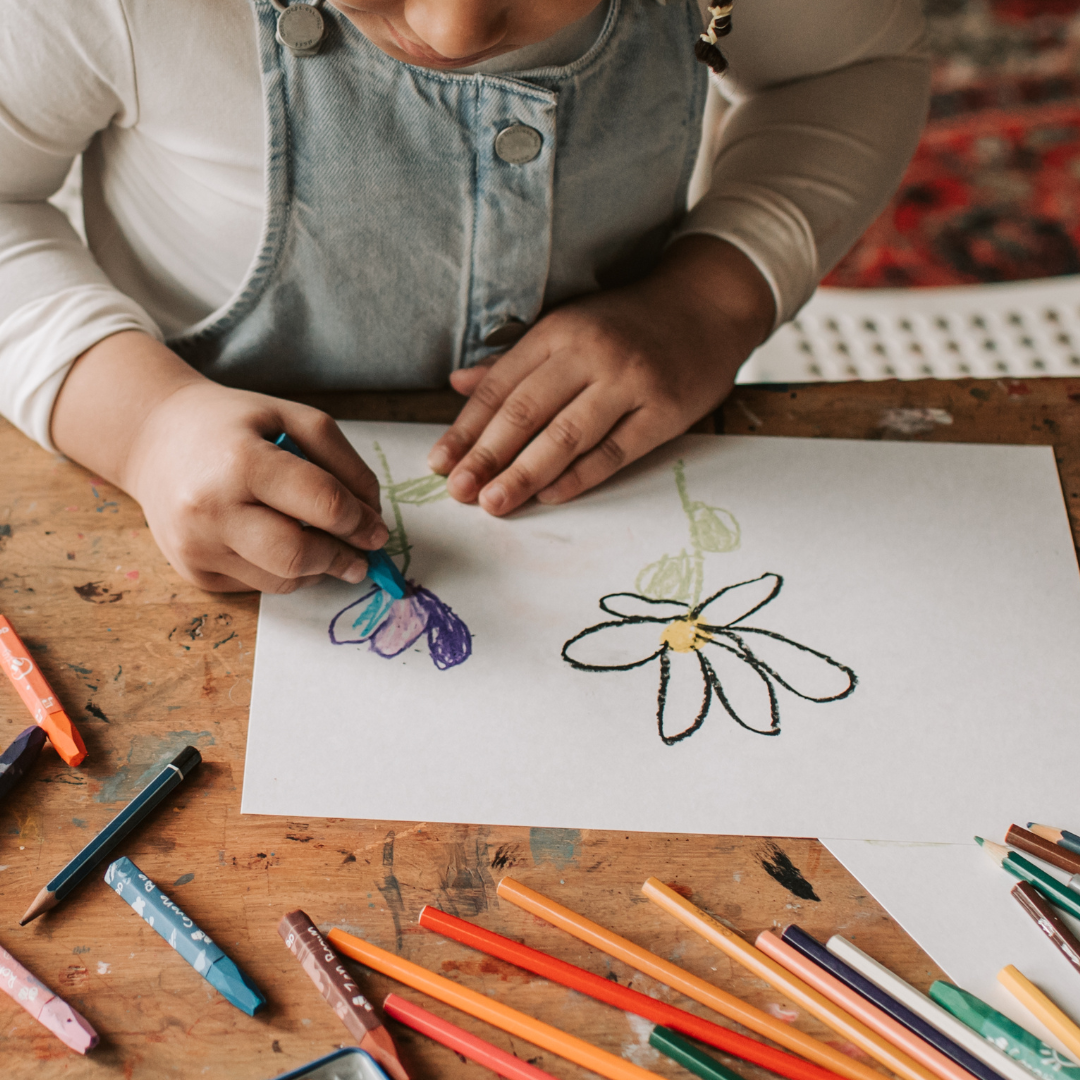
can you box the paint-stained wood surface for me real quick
[1,376,1078,1079]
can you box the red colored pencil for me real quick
[384,993,558,1080]
[418,905,843,1080]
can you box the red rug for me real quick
[824,0,1080,288]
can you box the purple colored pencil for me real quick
[781,926,1007,1080]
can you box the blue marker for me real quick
[105,856,265,1016]
[272,432,407,599]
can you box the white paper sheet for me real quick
[824,840,1080,1055]
[243,424,1080,842]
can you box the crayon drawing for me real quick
[562,462,857,743]
[329,442,472,669]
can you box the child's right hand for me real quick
[51,332,388,593]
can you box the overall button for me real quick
[483,318,528,347]
[494,125,542,165]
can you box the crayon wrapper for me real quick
[279,911,380,1038]
[106,857,226,972]
[0,944,53,1021]
[0,619,65,723]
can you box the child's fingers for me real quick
[535,409,661,506]
[444,359,595,504]
[472,384,630,515]
[279,408,383,512]
[222,504,370,585]
[427,343,550,476]
[249,442,389,550]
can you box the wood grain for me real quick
[1,375,1077,1079]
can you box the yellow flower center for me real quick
[660,618,710,653]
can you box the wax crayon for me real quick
[997,965,1080,1063]
[272,432,407,598]
[0,615,86,766]
[0,725,47,802]
[21,745,201,923]
[0,940,98,1053]
[106,856,265,1015]
[279,909,408,1080]
[1011,882,1080,977]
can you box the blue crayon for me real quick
[105,856,265,1016]
[271,432,407,599]
[0,725,46,802]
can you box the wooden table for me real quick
[1,376,1077,1079]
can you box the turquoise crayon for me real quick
[105,856,265,1016]
[272,432,407,599]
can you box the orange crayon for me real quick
[0,616,86,766]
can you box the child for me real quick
[0,0,928,593]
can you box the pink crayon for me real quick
[0,941,98,1053]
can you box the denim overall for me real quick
[172,0,708,391]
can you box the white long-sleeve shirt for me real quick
[0,0,929,449]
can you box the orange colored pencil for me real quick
[496,877,887,1080]
[642,878,937,1080]
[327,929,662,1080]
[756,931,979,1080]
[0,615,86,766]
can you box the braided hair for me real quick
[695,3,734,75]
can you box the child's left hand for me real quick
[427,235,775,515]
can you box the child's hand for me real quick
[427,236,775,515]
[52,333,388,593]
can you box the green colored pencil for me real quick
[650,1025,744,1080]
[976,838,1080,922]
[929,980,1080,1080]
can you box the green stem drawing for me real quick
[636,459,740,606]
[373,440,449,578]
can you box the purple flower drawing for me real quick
[329,582,472,670]
[562,572,856,745]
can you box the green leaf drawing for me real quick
[389,474,448,506]
[383,527,409,559]
[688,503,740,553]
[636,551,694,602]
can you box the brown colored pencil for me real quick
[1011,882,1080,977]
[1006,826,1080,876]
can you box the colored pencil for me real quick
[383,993,558,1080]
[780,925,1007,1080]
[1007,826,1080,877]
[930,979,1080,1080]
[641,877,937,1080]
[327,928,663,1080]
[1011,882,1080,978]
[0,615,86,766]
[20,745,201,924]
[0,725,47,802]
[649,1026,743,1080]
[0,939,98,1054]
[419,904,846,1080]
[106,857,265,1015]
[280,910,408,1080]
[1028,825,1080,858]
[496,876,889,1080]
[765,927,994,1080]
[997,965,1080,1063]
[976,838,1080,922]
[826,936,1036,1080]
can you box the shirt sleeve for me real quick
[674,0,931,328]
[0,0,161,451]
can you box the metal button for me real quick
[494,125,542,165]
[483,318,528,347]
[274,2,325,56]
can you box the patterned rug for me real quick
[824,0,1080,289]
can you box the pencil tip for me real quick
[974,836,985,846]
[20,888,54,924]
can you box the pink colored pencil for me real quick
[755,932,974,1080]
[383,993,558,1080]
[0,941,98,1053]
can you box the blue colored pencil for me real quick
[20,745,201,923]
[1028,824,1080,858]
[0,725,47,802]
[781,926,1008,1080]
[106,856,265,1015]
[272,432,407,599]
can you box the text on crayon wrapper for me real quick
[1,966,41,1003]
